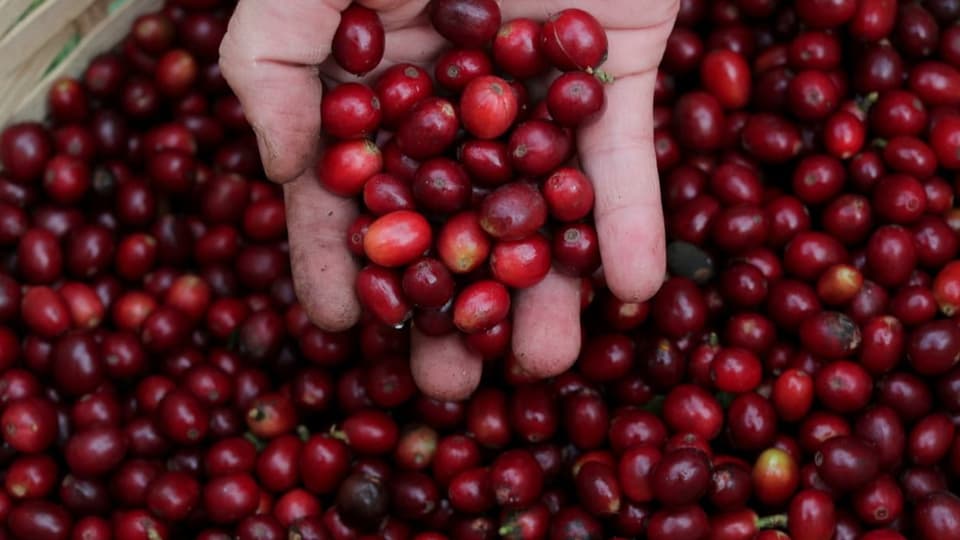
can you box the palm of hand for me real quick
[220,0,679,400]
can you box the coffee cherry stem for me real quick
[641,394,666,414]
[242,431,265,452]
[330,426,347,442]
[498,523,519,537]
[593,68,615,84]
[856,91,879,112]
[756,514,789,530]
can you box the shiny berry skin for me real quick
[437,211,491,274]
[908,319,960,376]
[395,97,459,160]
[2,397,58,453]
[401,258,455,310]
[546,72,605,127]
[787,489,837,540]
[934,261,960,315]
[822,194,872,246]
[662,384,724,441]
[363,210,432,268]
[332,4,385,75]
[362,173,414,216]
[771,369,814,425]
[156,389,209,446]
[429,0,502,48]
[479,182,547,241]
[700,49,751,109]
[866,225,917,288]
[817,263,863,306]
[574,460,621,517]
[741,113,802,163]
[850,0,898,41]
[868,90,923,138]
[646,505,709,540]
[507,120,572,177]
[815,435,879,493]
[931,114,960,169]
[858,316,904,375]
[539,9,608,71]
[792,154,845,205]
[43,155,90,204]
[460,139,512,187]
[453,280,510,334]
[8,500,73,540]
[434,51,493,94]
[1,123,53,182]
[317,139,382,197]
[18,227,63,285]
[873,174,926,224]
[543,168,594,222]
[412,157,471,215]
[342,409,399,455]
[815,360,873,413]
[375,64,435,129]
[824,110,866,158]
[493,18,550,79]
[799,311,862,359]
[490,234,551,289]
[752,447,799,507]
[652,277,708,339]
[489,449,543,509]
[460,76,518,139]
[321,83,381,140]
[710,348,762,393]
[553,223,601,277]
[914,491,960,540]
[674,91,725,152]
[203,473,260,524]
[22,286,71,338]
[651,448,711,507]
[356,265,411,327]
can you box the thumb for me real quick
[219,0,348,183]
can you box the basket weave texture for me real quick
[0,0,164,125]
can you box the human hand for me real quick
[219,0,678,400]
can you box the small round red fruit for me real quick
[321,82,381,140]
[460,76,518,140]
[317,139,382,197]
[546,72,605,127]
[700,49,751,109]
[539,9,608,71]
[453,280,510,333]
[543,168,594,222]
[363,210,432,268]
[332,4,385,76]
[490,234,551,289]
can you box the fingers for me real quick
[502,0,680,31]
[411,328,483,401]
[578,68,666,303]
[284,174,362,331]
[512,269,582,378]
[356,0,430,27]
[318,24,447,84]
[219,0,348,183]
[499,5,674,303]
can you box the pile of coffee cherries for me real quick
[1,0,960,539]
[325,2,608,342]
